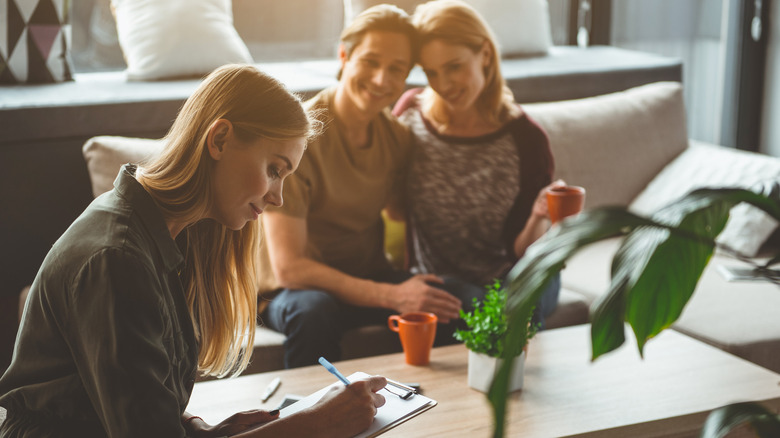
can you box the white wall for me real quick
[233,0,344,61]
[611,0,725,145]
[760,0,780,157]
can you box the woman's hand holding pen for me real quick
[310,375,387,437]
[225,375,386,437]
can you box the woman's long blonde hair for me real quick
[139,64,315,377]
[413,0,519,128]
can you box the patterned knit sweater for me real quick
[394,88,554,285]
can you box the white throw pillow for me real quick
[111,0,253,81]
[345,0,552,57]
[464,0,552,56]
[629,140,780,257]
[83,136,164,197]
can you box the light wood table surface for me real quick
[187,325,780,437]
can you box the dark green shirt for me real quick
[0,165,198,437]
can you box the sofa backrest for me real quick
[523,81,689,209]
[84,81,690,210]
[83,136,164,197]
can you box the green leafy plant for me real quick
[483,186,780,438]
[453,280,538,358]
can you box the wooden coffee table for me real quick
[187,325,780,437]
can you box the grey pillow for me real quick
[630,140,780,257]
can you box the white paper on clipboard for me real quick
[279,371,437,437]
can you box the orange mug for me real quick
[388,312,438,366]
[546,185,586,224]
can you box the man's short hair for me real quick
[338,4,419,79]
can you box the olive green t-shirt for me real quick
[259,87,412,294]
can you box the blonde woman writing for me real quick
[0,64,385,438]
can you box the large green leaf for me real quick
[612,188,780,358]
[489,187,780,437]
[700,402,780,437]
[589,274,628,360]
[590,227,668,359]
[489,208,655,437]
[625,230,712,354]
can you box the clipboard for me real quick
[279,371,437,437]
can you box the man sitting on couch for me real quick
[260,4,483,369]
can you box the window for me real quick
[70,0,572,74]
[71,0,124,73]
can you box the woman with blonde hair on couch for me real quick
[0,64,386,438]
[392,0,562,326]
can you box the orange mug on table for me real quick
[388,312,437,366]
[546,185,586,224]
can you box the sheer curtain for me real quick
[548,0,572,45]
[762,1,780,157]
[610,0,726,145]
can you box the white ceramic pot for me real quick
[467,350,526,393]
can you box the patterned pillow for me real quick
[0,0,74,83]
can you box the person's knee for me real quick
[539,274,561,318]
[271,289,340,330]
[439,276,485,312]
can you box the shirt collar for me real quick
[113,164,184,273]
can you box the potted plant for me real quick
[484,185,780,438]
[454,280,538,393]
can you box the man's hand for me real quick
[389,274,462,323]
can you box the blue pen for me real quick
[318,357,350,386]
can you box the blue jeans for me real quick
[261,270,485,369]
[529,273,561,330]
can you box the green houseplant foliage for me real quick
[485,186,780,438]
[453,280,538,358]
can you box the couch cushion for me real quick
[544,288,590,330]
[559,237,619,302]
[82,135,164,197]
[560,237,780,373]
[242,326,287,375]
[672,256,780,373]
[629,140,780,257]
[523,81,689,209]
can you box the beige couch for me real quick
[523,82,780,373]
[80,81,780,374]
[79,133,591,374]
